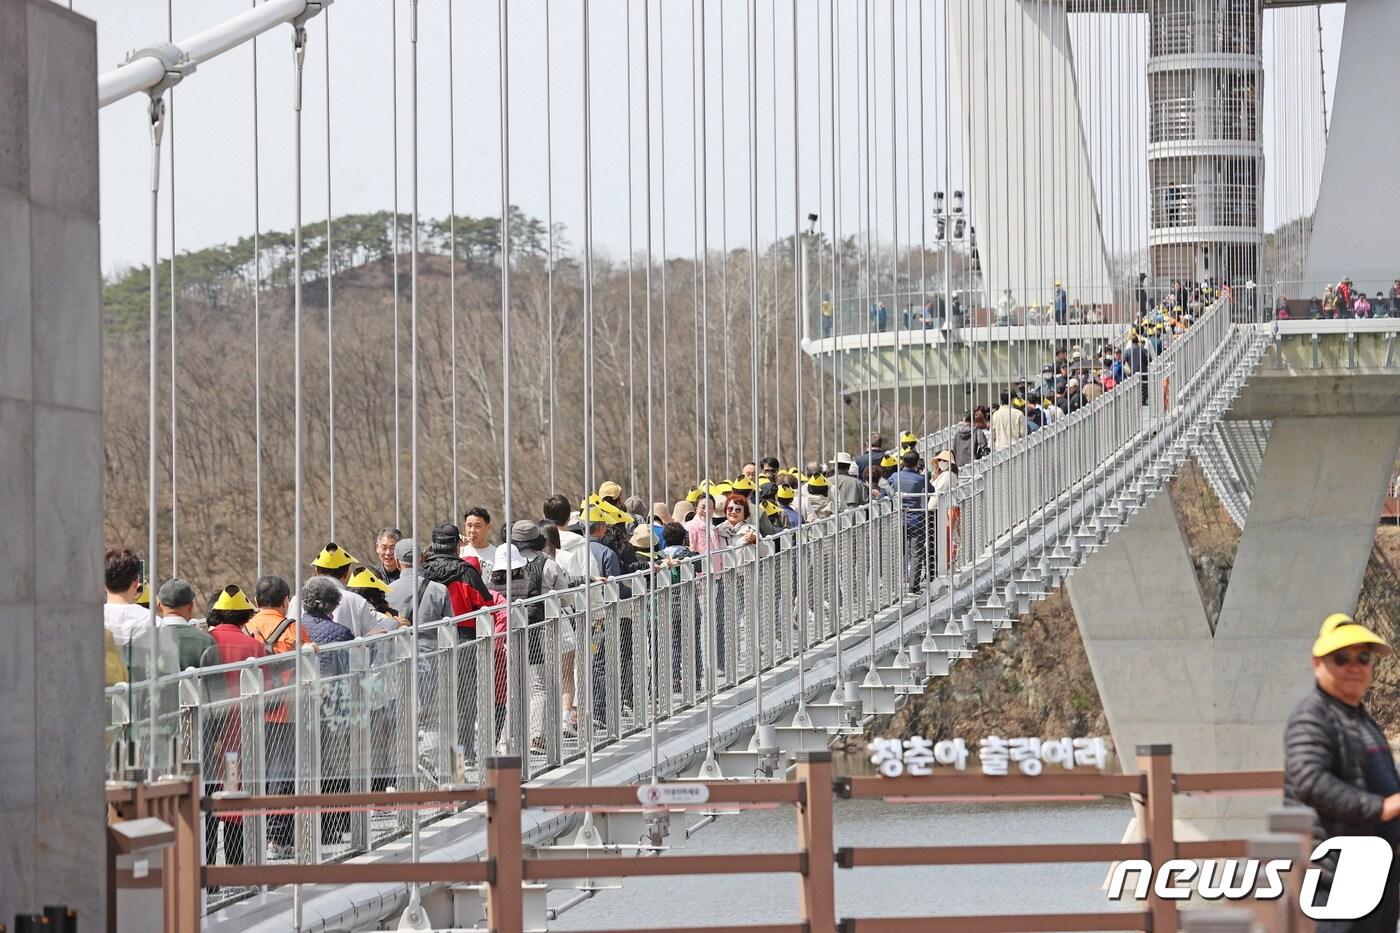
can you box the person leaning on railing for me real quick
[1284,613,1400,932]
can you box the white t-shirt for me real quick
[460,543,494,576]
[104,601,154,647]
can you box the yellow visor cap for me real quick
[1312,613,1391,658]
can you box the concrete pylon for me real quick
[0,0,105,925]
[1213,416,1400,772]
[946,0,1113,310]
[1302,0,1400,294]
[1070,415,1400,839]
[1067,491,1229,838]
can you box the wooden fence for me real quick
[108,744,1314,933]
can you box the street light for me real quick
[803,212,820,340]
[933,190,970,338]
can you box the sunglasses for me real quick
[1330,650,1376,668]
[725,505,746,513]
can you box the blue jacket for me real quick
[888,468,929,527]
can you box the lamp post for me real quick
[933,190,968,342]
[802,213,818,341]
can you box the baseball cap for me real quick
[157,578,196,608]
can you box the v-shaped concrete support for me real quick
[1069,415,1400,837]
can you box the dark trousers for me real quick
[904,523,929,590]
[204,811,244,867]
[264,722,294,847]
[1314,843,1400,933]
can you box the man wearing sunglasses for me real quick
[1285,613,1400,931]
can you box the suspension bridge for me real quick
[5,0,1400,930]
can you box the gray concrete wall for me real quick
[1302,0,1400,294]
[0,0,105,925]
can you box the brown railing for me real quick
[108,745,1306,933]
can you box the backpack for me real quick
[522,554,548,663]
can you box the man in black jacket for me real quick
[1285,612,1400,931]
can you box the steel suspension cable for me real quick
[580,0,597,794]
[789,0,811,718]
[144,85,165,781]
[449,0,460,520]
[168,0,178,577]
[690,0,702,483]
[643,0,660,783]
[252,4,263,579]
[829,0,845,682]
[391,0,401,527]
[497,0,515,758]
[769,0,780,464]
[746,0,763,721]
[407,0,422,868]
[325,5,336,539]
[657,0,670,492]
[694,0,721,779]
[627,0,638,497]
[290,20,309,931]
[719,0,731,470]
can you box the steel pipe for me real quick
[98,0,321,108]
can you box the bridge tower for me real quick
[1146,0,1263,287]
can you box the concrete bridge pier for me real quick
[0,0,105,925]
[1069,414,1400,840]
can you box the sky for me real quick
[82,0,1345,277]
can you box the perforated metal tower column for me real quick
[1146,0,1263,290]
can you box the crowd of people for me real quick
[1276,276,1400,320]
[103,294,1211,865]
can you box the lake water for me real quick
[551,797,1142,929]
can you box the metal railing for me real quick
[108,293,1255,916]
[107,500,906,899]
[1150,182,1258,230]
[1149,7,1258,58]
[1149,96,1258,144]
[1146,290,1234,426]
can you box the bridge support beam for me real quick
[1071,415,1400,839]
[0,0,105,926]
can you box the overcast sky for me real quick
[82,0,1344,277]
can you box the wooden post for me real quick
[485,756,523,933]
[1248,834,1304,933]
[795,751,837,933]
[107,818,119,933]
[1138,744,1178,933]
[1267,807,1318,933]
[173,777,201,933]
